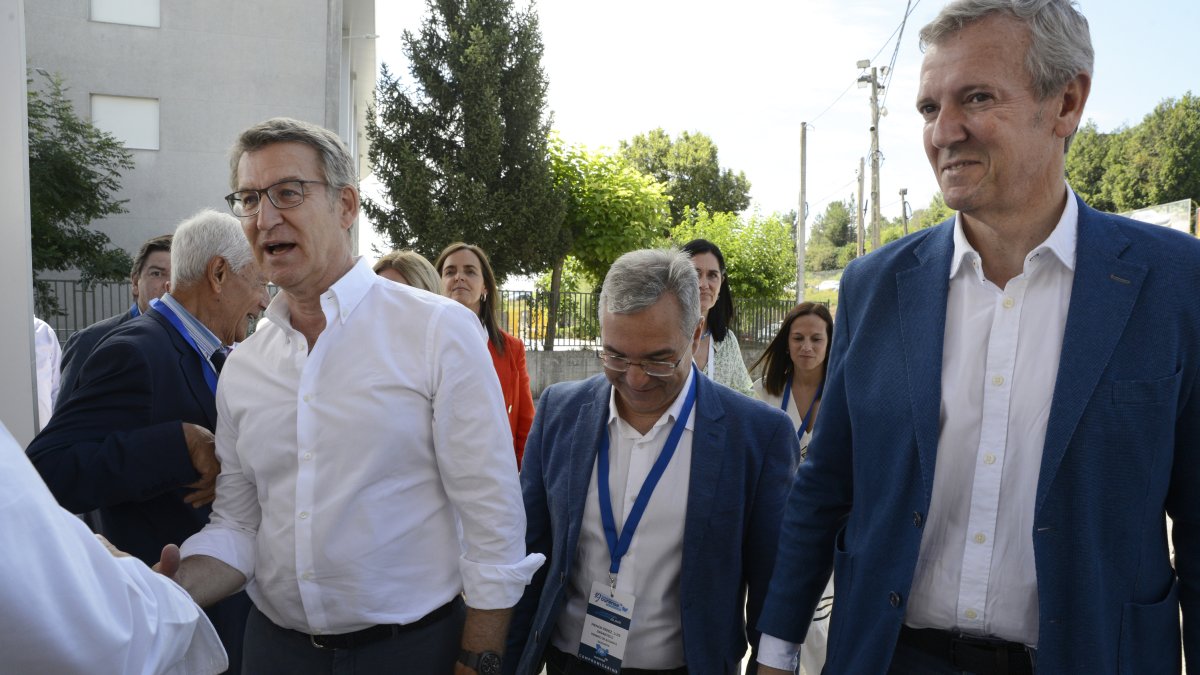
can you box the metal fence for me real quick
[36,279,801,351]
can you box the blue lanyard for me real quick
[154,302,219,395]
[597,367,698,579]
[782,378,823,441]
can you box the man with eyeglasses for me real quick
[163,117,542,674]
[504,248,799,675]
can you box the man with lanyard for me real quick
[505,248,799,675]
[57,233,173,410]
[27,208,269,674]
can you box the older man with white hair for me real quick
[27,208,269,674]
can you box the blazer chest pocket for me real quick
[1111,370,1180,406]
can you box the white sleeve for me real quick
[33,318,62,428]
[0,422,227,675]
[428,302,544,609]
[757,633,802,671]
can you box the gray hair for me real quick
[170,209,255,289]
[229,117,357,191]
[920,0,1093,100]
[599,248,701,338]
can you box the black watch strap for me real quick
[458,649,502,674]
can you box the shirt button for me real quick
[973,532,987,544]
[983,453,997,465]
[1003,297,1015,309]
[992,375,1005,387]
[299,511,310,520]
[889,591,902,608]
[303,394,311,403]
[302,571,313,580]
[965,609,978,620]
[303,452,313,461]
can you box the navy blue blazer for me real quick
[26,306,249,673]
[506,372,800,675]
[56,307,135,412]
[758,197,1200,673]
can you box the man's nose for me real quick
[930,104,968,149]
[254,198,283,231]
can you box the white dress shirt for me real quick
[0,421,226,675]
[33,317,61,430]
[181,258,543,634]
[905,190,1078,646]
[552,369,696,669]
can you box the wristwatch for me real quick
[458,649,502,675]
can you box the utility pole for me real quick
[856,157,866,258]
[899,188,910,236]
[796,122,807,302]
[858,62,884,251]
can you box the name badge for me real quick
[577,580,636,674]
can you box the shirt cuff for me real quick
[179,525,257,584]
[459,553,546,610]
[758,633,802,671]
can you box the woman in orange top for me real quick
[435,242,534,468]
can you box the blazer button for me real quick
[913,512,924,527]
[889,591,902,608]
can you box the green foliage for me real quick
[668,205,796,298]
[912,192,954,230]
[364,0,564,281]
[27,72,134,315]
[1064,121,1116,211]
[809,200,854,248]
[619,128,751,224]
[804,241,837,273]
[1095,93,1200,212]
[835,243,859,269]
[549,137,670,284]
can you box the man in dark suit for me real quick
[27,209,269,674]
[506,248,799,675]
[756,1,1200,673]
[56,233,173,410]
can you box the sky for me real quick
[371,0,1199,238]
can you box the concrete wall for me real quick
[24,0,373,260]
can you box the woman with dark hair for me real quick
[751,301,835,675]
[436,243,534,468]
[680,239,753,396]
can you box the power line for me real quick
[880,0,921,112]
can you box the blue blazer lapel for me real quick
[149,308,218,428]
[896,221,954,497]
[567,379,610,544]
[1036,199,1146,514]
[682,375,727,576]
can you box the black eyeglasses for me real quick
[597,351,687,378]
[225,179,328,217]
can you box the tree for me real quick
[364,0,564,281]
[809,200,854,248]
[619,128,751,224]
[27,72,134,316]
[1065,121,1117,212]
[1098,92,1200,211]
[669,205,796,298]
[911,192,954,230]
[544,137,670,348]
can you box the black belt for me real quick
[898,625,1034,675]
[305,598,459,649]
[544,645,687,675]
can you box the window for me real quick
[90,96,160,150]
[90,0,160,28]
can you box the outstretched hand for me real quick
[153,543,181,579]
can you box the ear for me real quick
[130,272,140,299]
[207,256,227,293]
[1052,71,1091,141]
[336,185,360,232]
[690,316,705,353]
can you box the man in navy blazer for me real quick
[27,209,269,674]
[757,1,1200,674]
[506,248,799,675]
[56,233,173,411]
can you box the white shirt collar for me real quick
[265,256,376,328]
[949,184,1079,280]
[606,365,698,435]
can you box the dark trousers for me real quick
[241,599,465,675]
[888,626,1035,675]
